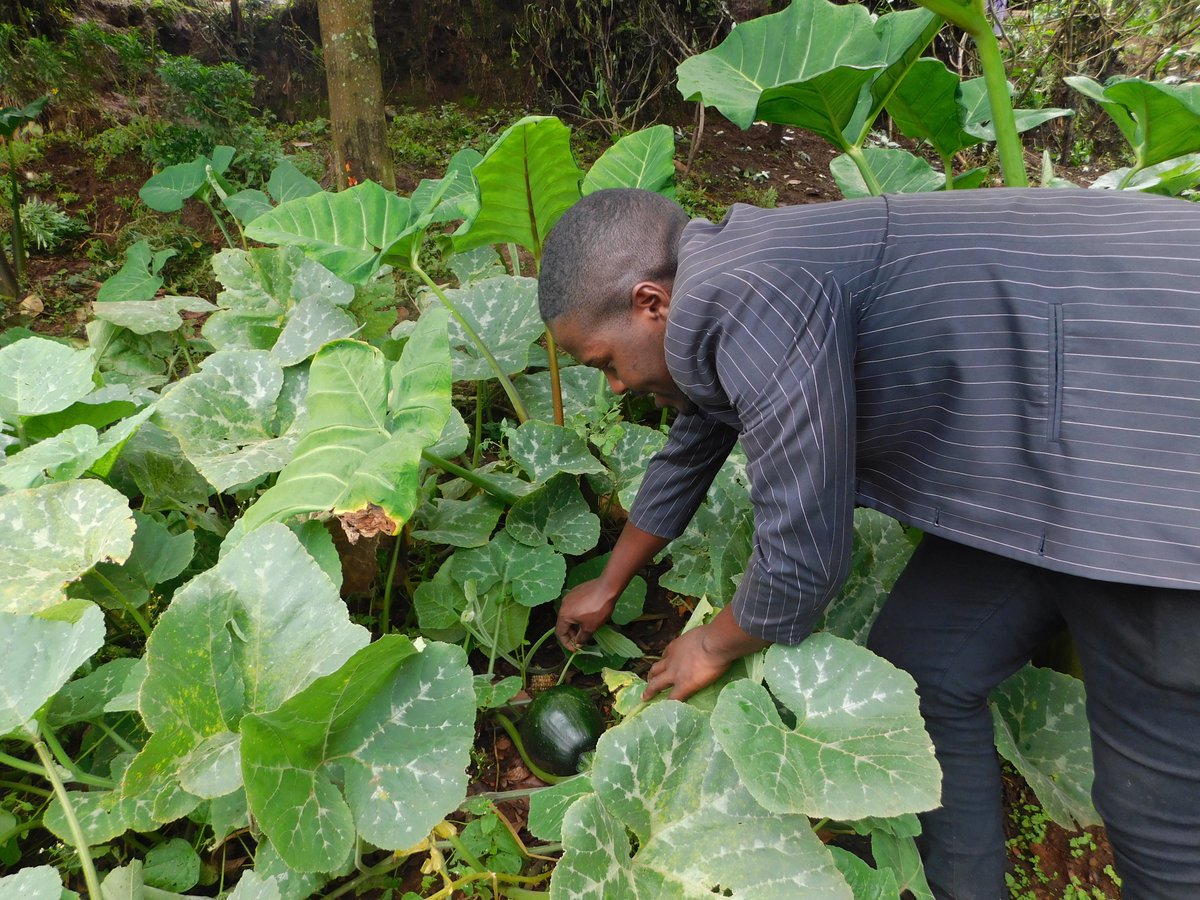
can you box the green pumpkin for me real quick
[519,684,605,776]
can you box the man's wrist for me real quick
[699,604,770,663]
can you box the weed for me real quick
[17,197,89,251]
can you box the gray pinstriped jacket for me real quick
[627,189,1200,644]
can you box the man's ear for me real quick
[631,280,672,321]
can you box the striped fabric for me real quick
[628,188,1200,644]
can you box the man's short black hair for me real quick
[539,188,689,326]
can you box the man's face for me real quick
[549,283,695,413]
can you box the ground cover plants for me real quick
[3,0,1199,896]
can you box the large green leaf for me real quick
[155,351,305,492]
[427,275,544,381]
[241,636,475,873]
[118,523,369,826]
[830,148,943,198]
[139,146,234,212]
[234,308,452,535]
[0,866,70,900]
[886,58,977,159]
[817,509,915,644]
[0,480,135,614]
[1067,76,1200,169]
[452,531,566,608]
[711,635,941,820]
[452,116,583,259]
[593,421,668,512]
[0,336,96,422]
[96,240,175,303]
[91,296,216,336]
[267,158,323,205]
[991,665,1099,829]
[0,602,105,737]
[553,702,851,898]
[411,147,482,224]
[505,473,600,555]
[412,492,506,548]
[582,125,676,196]
[245,181,413,284]
[48,657,145,728]
[74,511,195,614]
[203,247,358,363]
[677,0,938,151]
[507,420,607,483]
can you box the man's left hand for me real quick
[642,604,770,702]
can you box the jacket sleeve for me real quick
[694,268,858,644]
[627,411,739,539]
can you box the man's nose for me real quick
[606,372,626,394]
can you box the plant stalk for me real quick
[544,329,565,426]
[89,569,152,638]
[844,145,885,196]
[40,725,116,789]
[491,712,565,784]
[411,260,530,422]
[421,450,522,505]
[972,24,1029,187]
[33,737,103,900]
[381,527,406,635]
[7,141,25,284]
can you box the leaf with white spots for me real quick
[203,248,357,363]
[0,336,96,422]
[514,366,606,425]
[452,532,566,608]
[413,492,505,548]
[155,351,304,492]
[233,308,451,536]
[817,509,916,644]
[240,636,475,873]
[0,866,69,900]
[528,774,593,843]
[507,420,606,483]
[177,731,243,798]
[117,524,369,826]
[658,455,753,600]
[991,664,1099,829]
[711,635,942,820]
[594,421,668,512]
[424,276,544,381]
[0,602,105,737]
[48,657,145,728]
[505,473,600,555]
[91,296,217,335]
[74,511,195,613]
[553,701,851,899]
[227,871,282,900]
[0,480,135,614]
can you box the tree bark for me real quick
[316,0,395,191]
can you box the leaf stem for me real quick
[491,712,565,785]
[381,526,406,635]
[321,854,406,900]
[39,724,116,789]
[421,450,521,505]
[844,145,885,196]
[411,260,530,422]
[89,569,152,638]
[972,24,1029,187]
[0,777,52,798]
[33,736,103,900]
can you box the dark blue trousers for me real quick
[867,536,1200,900]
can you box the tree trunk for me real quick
[316,0,395,192]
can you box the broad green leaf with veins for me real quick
[91,296,217,336]
[452,115,583,259]
[117,524,369,827]
[505,473,600,555]
[0,602,105,737]
[817,508,915,644]
[582,124,676,196]
[507,420,607,482]
[711,635,941,820]
[0,337,96,423]
[1066,76,1200,170]
[203,247,357,363]
[453,531,566,608]
[991,665,1099,829]
[423,275,544,381]
[155,351,305,493]
[831,148,943,198]
[0,866,70,899]
[594,421,668,512]
[241,636,475,873]
[245,181,413,284]
[413,492,505,548]
[48,657,145,728]
[232,307,452,535]
[553,702,851,898]
[676,0,939,151]
[0,480,135,614]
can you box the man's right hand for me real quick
[556,578,619,651]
